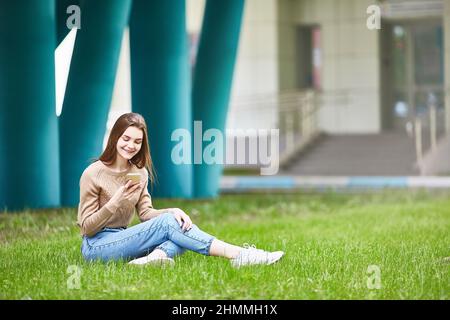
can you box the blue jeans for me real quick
[81,212,215,262]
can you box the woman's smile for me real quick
[122,148,136,156]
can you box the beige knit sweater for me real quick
[77,160,160,237]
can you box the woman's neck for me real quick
[109,157,131,172]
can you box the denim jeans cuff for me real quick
[155,245,172,258]
[203,237,216,256]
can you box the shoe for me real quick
[128,255,175,267]
[230,243,285,268]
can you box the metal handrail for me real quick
[413,99,446,168]
[227,89,322,166]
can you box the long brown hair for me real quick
[97,112,156,186]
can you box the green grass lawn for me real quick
[0,191,449,300]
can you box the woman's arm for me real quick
[135,178,165,222]
[77,171,119,237]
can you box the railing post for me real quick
[309,91,317,134]
[415,117,423,165]
[299,95,304,139]
[286,111,294,152]
[297,94,302,140]
[304,93,309,140]
[430,104,437,151]
[307,90,314,138]
[301,93,308,140]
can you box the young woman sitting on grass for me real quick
[77,112,285,268]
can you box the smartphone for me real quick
[125,173,141,184]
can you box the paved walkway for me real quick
[220,175,450,192]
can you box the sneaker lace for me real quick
[231,243,272,266]
[243,243,264,252]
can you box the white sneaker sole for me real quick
[267,251,285,265]
[231,251,285,268]
[128,256,175,267]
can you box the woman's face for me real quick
[116,126,144,161]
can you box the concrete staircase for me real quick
[420,133,450,175]
[279,132,421,176]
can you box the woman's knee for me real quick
[141,212,176,229]
[159,212,180,228]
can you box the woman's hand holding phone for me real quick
[109,179,143,208]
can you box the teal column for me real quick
[59,0,132,206]
[130,0,193,198]
[192,0,245,197]
[0,0,60,210]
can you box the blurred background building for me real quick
[2,0,450,210]
[107,0,450,178]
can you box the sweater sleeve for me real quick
[136,174,160,222]
[77,170,118,237]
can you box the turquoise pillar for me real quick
[192,0,245,197]
[0,0,60,210]
[130,0,193,198]
[59,0,132,206]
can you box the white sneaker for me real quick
[128,255,175,267]
[230,243,285,268]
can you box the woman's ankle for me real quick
[149,248,169,259]
[209,239,242,259]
